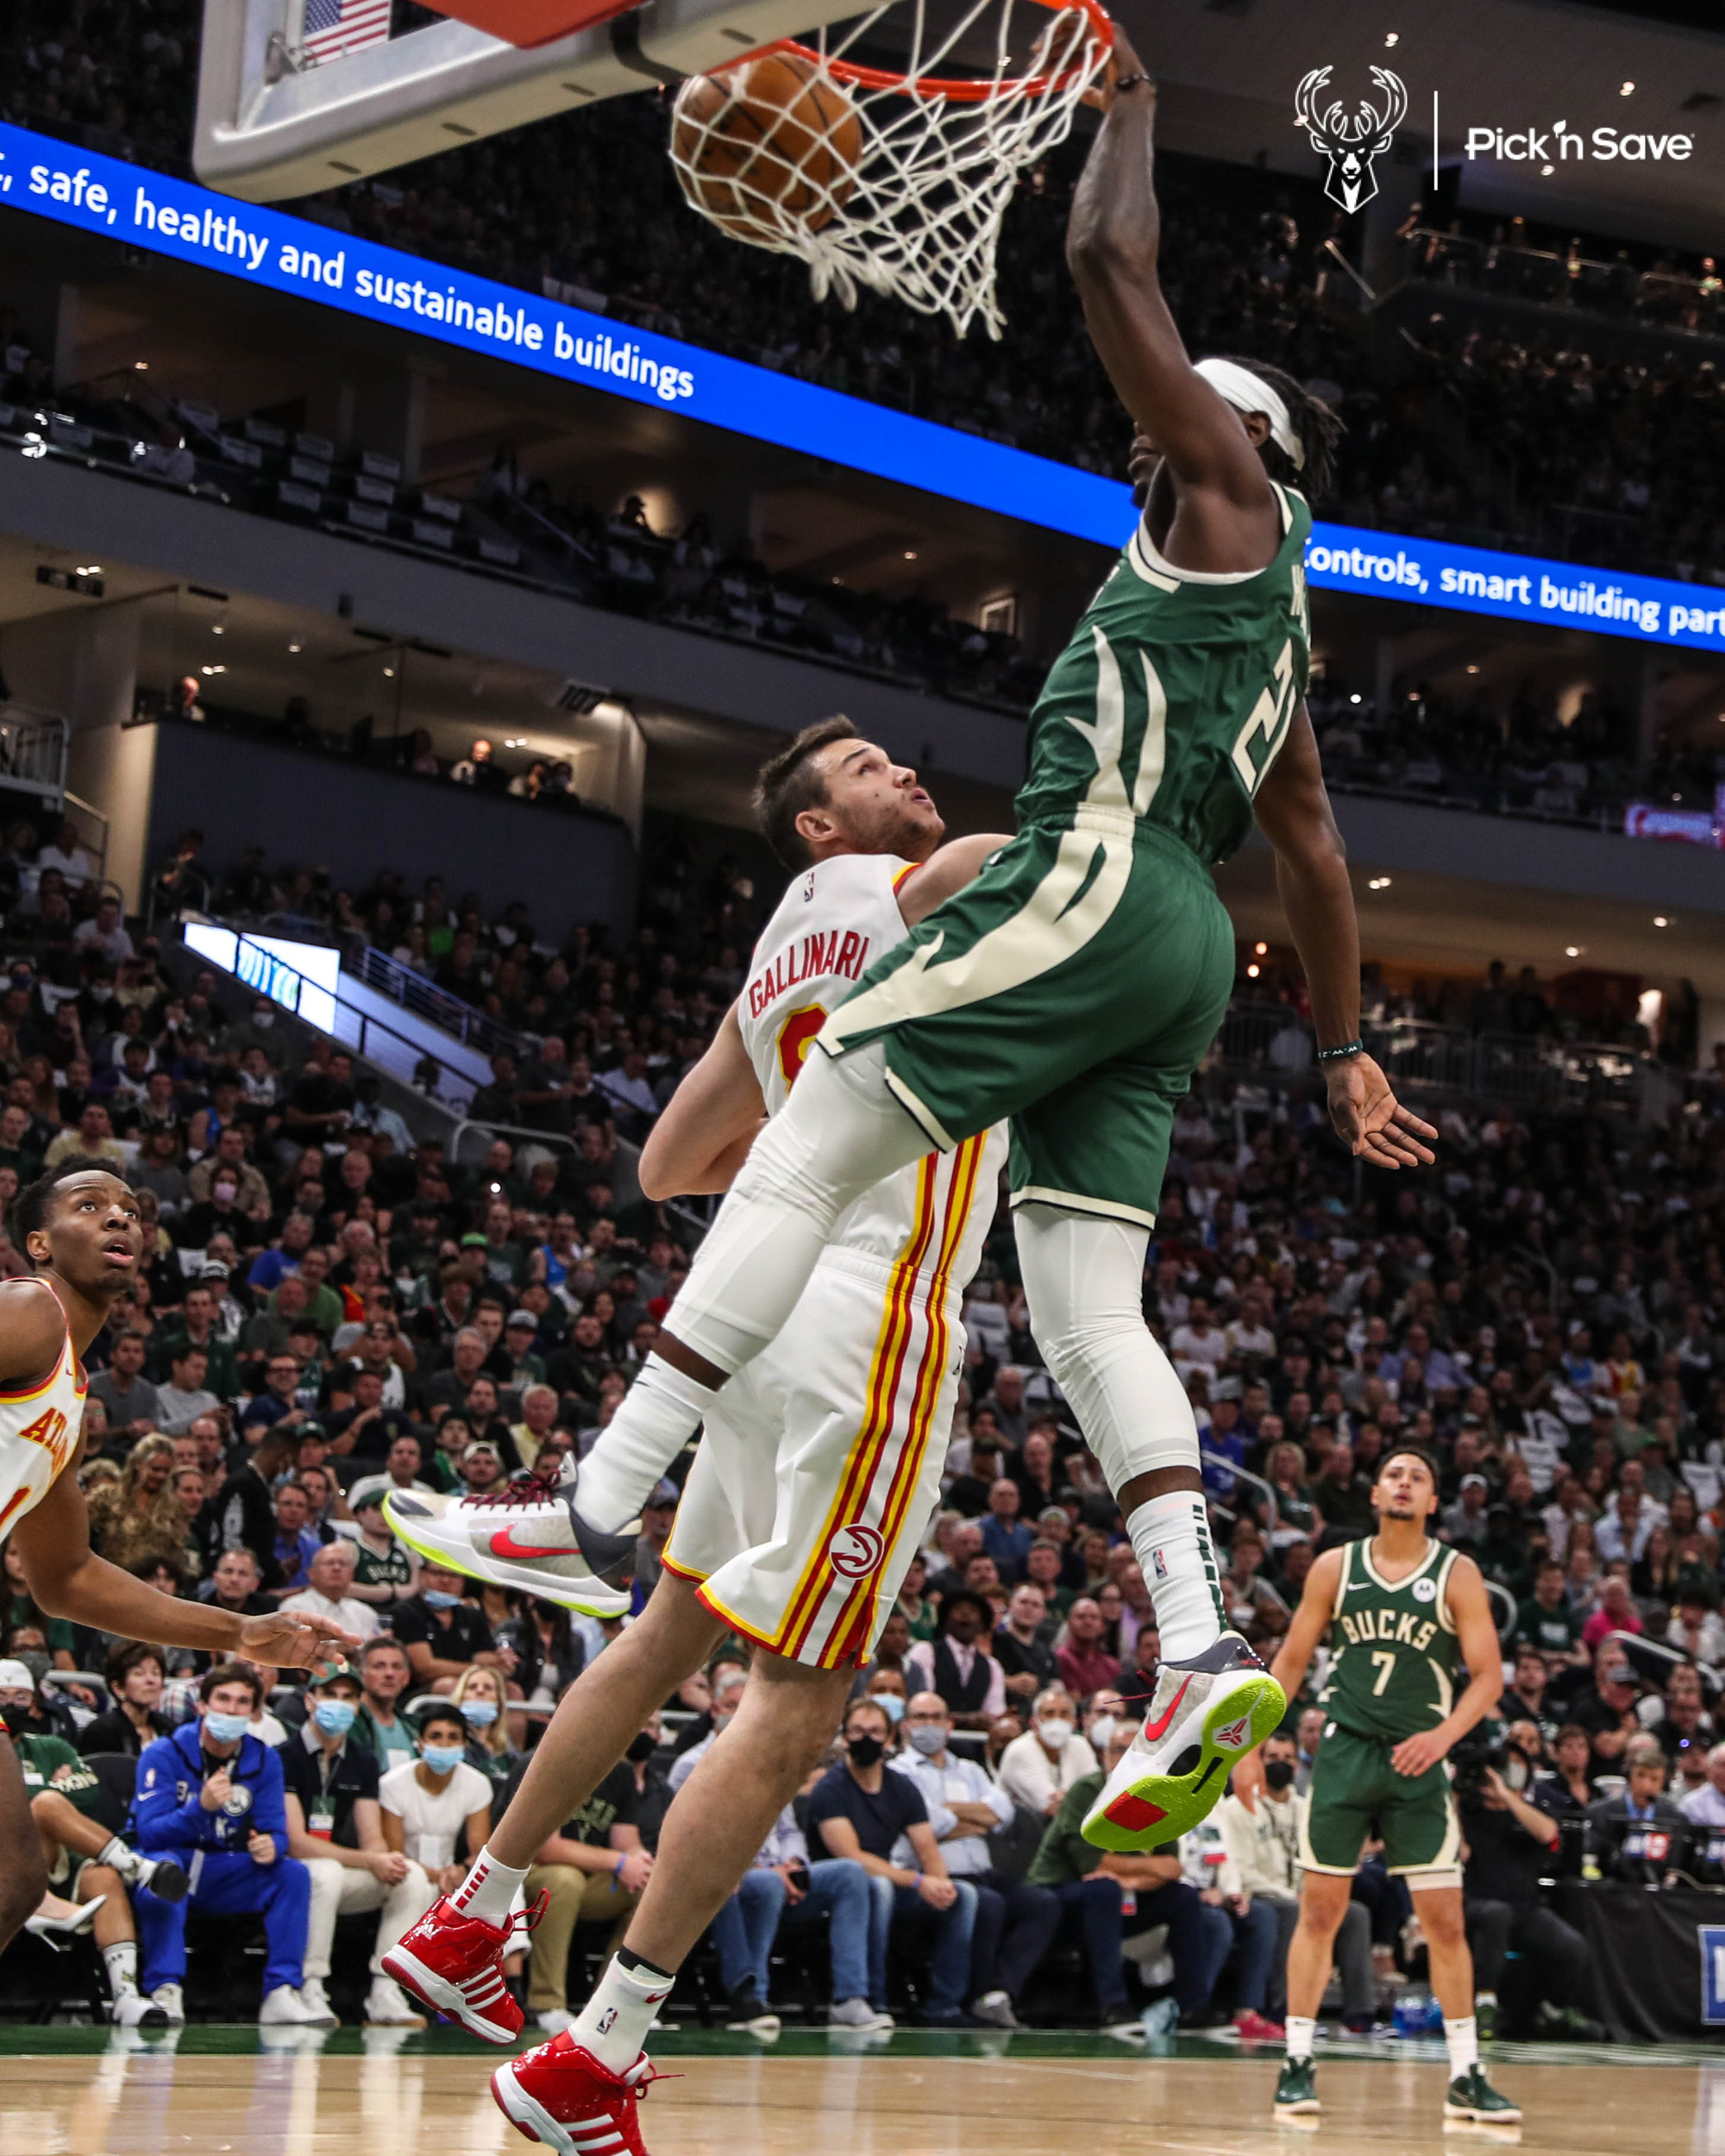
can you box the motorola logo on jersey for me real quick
[1294,66,1407,215]
[828,1524,887,1579]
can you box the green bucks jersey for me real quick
[1015,482,1312,862]
[1318,1539,1465,1742]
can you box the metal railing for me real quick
[1212,1005,1655,1112]
[355,943,529,1062]
[0,703,69,802]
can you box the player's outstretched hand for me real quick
[240,1609,361,1670]
[1325,1053,1438,1171]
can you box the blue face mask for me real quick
[420,1743,466,1773]
[313,1699,358,1737]
[204,1711,250,1745]
[421,1590,461,1610]
[460,1699,499,1728]
[875,1693,905,1725]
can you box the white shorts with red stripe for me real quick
[662,1244,967,1670]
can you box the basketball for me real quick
[672,52,862,237]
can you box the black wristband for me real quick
[1113,73,1153,94]
[1317,1038,1365,1063]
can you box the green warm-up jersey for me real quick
[1014,482,1313,862]
[1318,1539,1465,1743]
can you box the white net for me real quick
[667,0,1111,340]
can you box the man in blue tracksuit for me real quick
[129,1661,325,2027]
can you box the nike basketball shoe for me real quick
[1082,1632,1285,1849]
[384,1462,635,1616]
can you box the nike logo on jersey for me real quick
[486,1527,572,1561]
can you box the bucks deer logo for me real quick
[1295,66,1408,214]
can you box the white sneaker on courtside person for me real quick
[1082,1632,1285,1849]
[384,1463,634,1615]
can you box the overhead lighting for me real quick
[383,667,395,677]
[1654,915,1670,927]
[904,550,918,561]
[1466,664,1478,674]
[1541,164,1554,176]
[210,624,224,635]
[1254,941,1268,956]
[75,565,102,576]
[134,360,148,371]
[1383,29,1399,44]
[200,663,226,676]
[1368,875,1393,891]
[288,642,302,653]
[1620,79,1634,95]
[1349,693,1362,705]
[1565,946,1581,958]
[1246,963,1260,978]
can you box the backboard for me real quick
[193,0,862,201]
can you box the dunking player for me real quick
[1247,1448,1520,2125]
[408,20,1433,1850]
[0,1161,359,1953]
[383,730,1008,2141]
[399,22,1434,1886]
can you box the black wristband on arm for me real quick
[1317,1039,1365,1063]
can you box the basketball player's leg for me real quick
[488,1573,721,1877]
[566,1650,856,2071]
[0,1738,49,1952]
[1388,1775,1514,2115]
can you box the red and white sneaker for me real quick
[381,1890,544,2043]
[492,2033,661,2155]
[385,1465,635,1617]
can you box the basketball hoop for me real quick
[668,0,1113,339]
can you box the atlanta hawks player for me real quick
[0,1161,361,1952]
[383,724,1007,2151]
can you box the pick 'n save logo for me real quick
[1295,66,1408,214]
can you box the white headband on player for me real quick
[1194,358,1304,470]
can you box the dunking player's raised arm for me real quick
[637,828,1013,1200]
[1252,703,1437,1173]
[1065,32,1280,562]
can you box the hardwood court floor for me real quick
[0,2038,1712,2156]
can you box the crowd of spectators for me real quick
[2,811,1725,2034]
[12,2,1725,591]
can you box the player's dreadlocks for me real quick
[1220,354,1346,502]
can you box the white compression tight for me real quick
[667,1040,932,1369]
[1013,1201,1224,1659]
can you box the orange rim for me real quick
[730,0,1112,105]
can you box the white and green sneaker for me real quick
[1444,2067,1521,2123]
[1273,2057,1320,2116]
[1082,1633,1285,1850]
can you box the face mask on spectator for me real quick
[204,1711,250,1745]
[313,1698,358,1736]
[1264,1759,1296,1790]
[1038,1717,1074,1751]
[1503,1753,1530,1791]
[421,1742,466,1772]
[873,1693,904,1724]
[848,1733,886,1768]
[906,1723,946,1757]
[422,1589,461,1609]
[10,1650,49,1685]
[460,1699,499,1728]
[1088,1714,1116,1752]
[626,1730,657,1763]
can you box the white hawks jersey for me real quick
[737,852,1005,1286]
[0,1283,85,1542]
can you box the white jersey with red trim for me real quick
[737,850,1004,1279]
[0,1284,85,1542]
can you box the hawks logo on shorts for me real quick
[827,1523,886,1580]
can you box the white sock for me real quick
[97,1834,135,1877]
[578,1357,718,1533]
[450,1846,530,1927]
[103,1940,139,1996]
[573,1950,676,2074]
[1444,2015,1477,2079]
[1284,2014,1316,2063]
[1128,1493,1226,1661]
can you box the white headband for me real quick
[1194,358,1304,471]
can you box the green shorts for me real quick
[1298,1723,1462,1885]
[819,805,1235,1229]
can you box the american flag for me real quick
[302,0,393,66]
